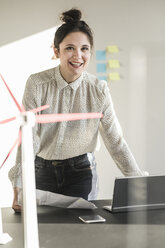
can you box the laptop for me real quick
[103,175,165,212]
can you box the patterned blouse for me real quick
[9,65,145,187]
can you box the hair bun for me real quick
[60,8,82,23]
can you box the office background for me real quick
[0,0,165,206]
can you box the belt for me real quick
[35,154,87,167]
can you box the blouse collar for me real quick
[55,65,84,91]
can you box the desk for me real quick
[2,200,165,248]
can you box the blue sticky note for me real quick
[98,75,107,81]
[96,50,106,60]
[96,63,107,73]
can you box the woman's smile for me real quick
[69,61,83,68]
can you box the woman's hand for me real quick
[12,187,21,213]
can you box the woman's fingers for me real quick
[12,203,21,213]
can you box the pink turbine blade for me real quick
[0,73,23,112]
[0,116,16,124]
[36,112,103,123]
[21,104,25,112]
[0,105,49,125]
[19,104,49,113]
[0,129,21,169]
[29,104,50,113]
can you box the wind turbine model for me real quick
[0,73,103,248]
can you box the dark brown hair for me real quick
[54,8,94,50]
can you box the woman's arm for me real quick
[99,81,147,176]
[12,187,21,212]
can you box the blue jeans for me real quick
[35,154,95,200]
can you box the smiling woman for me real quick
[54,32,91,82]
[8,8,147,213]
[53,9,93,83]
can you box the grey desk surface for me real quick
[2,200,165,248]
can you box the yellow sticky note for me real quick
[108,60,120,68]
[107,45,119,53]
[108,73,120,81]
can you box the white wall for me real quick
[0,0,165,205]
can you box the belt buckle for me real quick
[52,161,58,166]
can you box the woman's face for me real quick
[54,32,91,83]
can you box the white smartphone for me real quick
[78,214,106,223]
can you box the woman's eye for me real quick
[82,47,89,51]
[66,47,73,50]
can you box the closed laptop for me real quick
[103,175,165,212]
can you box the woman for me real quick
[9,8,147,212]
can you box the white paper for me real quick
[18,189,97,209]
[36,189,97,209]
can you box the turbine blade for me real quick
[0,73,22,112]
[0,129,21,169]
[36,112,103,123]
[21,104,25,112]
[0,105,49,125]
[0,116,16,124]
[29,104,50,113]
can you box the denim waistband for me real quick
[35,154,88,166]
